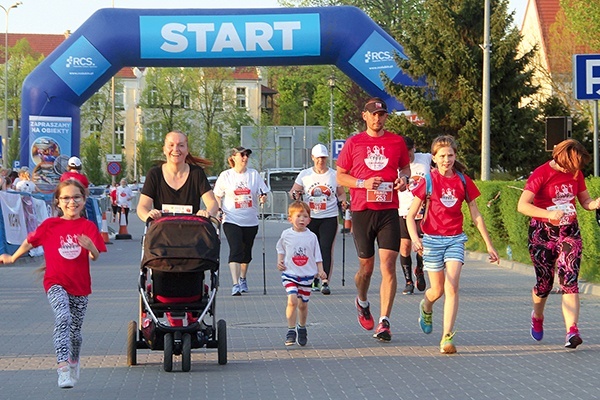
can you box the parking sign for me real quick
[573,54,600,100]
[332,139,346,160]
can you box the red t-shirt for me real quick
[59,171,90,188]
[524,161,586,224]
[27,217,107,296]
[336,131,409,211]
[413,169,480,236]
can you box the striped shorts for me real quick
[422,233,468,272]
[281,273,314,303]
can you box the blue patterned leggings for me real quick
[47,285,88,364]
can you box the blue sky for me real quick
[7,0,526,34]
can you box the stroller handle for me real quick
[146,213,221,230]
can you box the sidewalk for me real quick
[0,216,599,400]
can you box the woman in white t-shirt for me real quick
[213,146,269,296]
[289,144,347,295]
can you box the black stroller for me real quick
[126,215,227,371]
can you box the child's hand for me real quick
[277,260,286,271]
[317,270,327,280]
[487,246,500,264]
[77,235,95,251]
[412,238,423,256]
[0,253,14,265]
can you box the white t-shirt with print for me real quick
[276,228,323,278]
[294,167,339,219]
[213,168,269,227]
[398,152,432,217]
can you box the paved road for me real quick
[1,216,599,400]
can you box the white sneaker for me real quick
[57,366,74,389]
[69,360,80,382]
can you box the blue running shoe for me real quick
[239,277,248,293]
[419,299,433,334]
[231,284,242,296]
[530,311,543,341]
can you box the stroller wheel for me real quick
[127,321,137,366]
[217,319,227,365]
[182,333,192,372]
[163,333,173,372]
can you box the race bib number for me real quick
[308,196,327,213]
[366,182,394,203]
[547,203,577,226]
[162,204,193,214]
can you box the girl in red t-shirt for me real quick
[0,180,106,388]
[407,135,499,354]
[517,139,600,350]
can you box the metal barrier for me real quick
[263,191,292,220]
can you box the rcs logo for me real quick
[65,56,96,68]
[8,213,21,229]
[364,50,393,64]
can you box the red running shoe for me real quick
[373,319,392,342]
[355,298,374,330]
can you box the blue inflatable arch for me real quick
[21,6,419,167]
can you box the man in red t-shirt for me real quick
[336,97,410,342]
[60,156,90,188]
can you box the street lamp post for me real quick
[302,97,309,168]
[328,75,335,168]
[1,1,21,169]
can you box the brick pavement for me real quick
[1,216,599,399]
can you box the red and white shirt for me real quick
[276,228,323,278]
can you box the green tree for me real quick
[385,0,543,177]
[2,39,44,166]
[136,135,162,181]
[561,0,600,51]
[80,134,107,185]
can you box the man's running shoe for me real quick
[419,299,433,334]
[402,282,414,295]
[415,267,426,291]
[321,283,331,295]
[373,319,392,342]
[440,332,457,354]
[231,284,242,296]
[297,326,308,346]
[565,325,583,349]
[355,298,374,330]
[530,311,543,341]
[285,329,297,346]
[239,277,248,293]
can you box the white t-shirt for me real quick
[116,185,133,208]
[293,167,340,219]
[213,168,269,227]
[276,227,323,278]
[398,152,432,217]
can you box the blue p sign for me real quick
[332,139,346,160]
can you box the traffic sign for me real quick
[106,154,123,162]
[332,139,346,160]
[573,54,600,100]
[107,161,121,176]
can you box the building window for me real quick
[89,97,101,111]
[115,89,125,110]
[145,122,163,142]
[7,119,14,139]
[89,123,102,139]
[181,90,190,109]
[115,124,125,148]
[213,90,223,111]
[148,87,159,107]
[236,87,247,108]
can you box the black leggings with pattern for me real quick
[47,285,88,364]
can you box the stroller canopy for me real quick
[142,215,220,272]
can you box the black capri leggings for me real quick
[307,216,338,279]
[223,222,259,264]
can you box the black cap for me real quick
[364,98,388,113]
[231,146,252,156]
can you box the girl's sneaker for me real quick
[565,325,583,349]
[68,359,80,382]
[57,366,74,389]
[440,332,457,354]
[530,311,544,341]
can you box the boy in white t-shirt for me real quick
[276,201,326,346]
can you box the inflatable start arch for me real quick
[21,6,419,172]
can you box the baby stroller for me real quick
[126,214,226,371]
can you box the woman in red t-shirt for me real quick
[0,180,106,388]
[517,139,600,350]
[407,135,498,354]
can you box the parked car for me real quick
[88,186,108,198]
